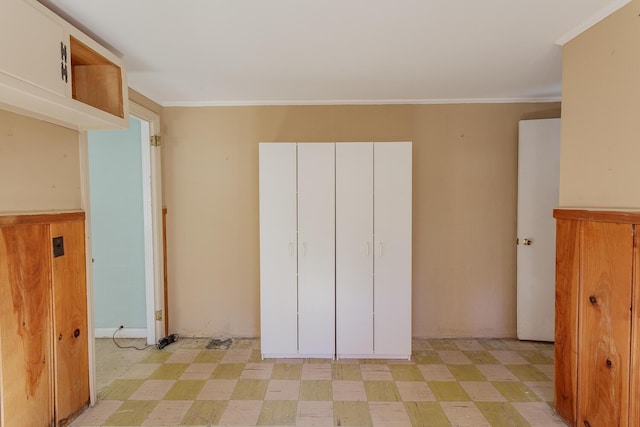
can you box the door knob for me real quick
[522,238,533,246]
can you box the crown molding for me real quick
[556,0,631,45]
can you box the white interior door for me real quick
[297,143,335,357]
[259,143,298,357]
[374,142,412,358]
[517,119,560,342]
[336,143,374,357]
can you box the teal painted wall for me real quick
[89,117,147,329]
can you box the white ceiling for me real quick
[41,0,628,106]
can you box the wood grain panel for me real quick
[554,209,640,225]
[630,225,640,427]
[51,220,89,425]
[0,211,84,226]
[554,219,580,425]
[0,224,53,427]
[578,221,632,427]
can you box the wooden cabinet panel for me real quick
[554,219,580,424]
[578,221,632,427]
[51,221,89,425]
[0,224,54,427]
[630,227,640,427]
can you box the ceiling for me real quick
[41,0,628,106]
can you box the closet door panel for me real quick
[374,142,412,357]
[297,143,335,357]
[259,143,298,356]
[336,143,374,357]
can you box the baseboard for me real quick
[95,328,148,338]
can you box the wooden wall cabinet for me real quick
[0,0,128,130]
[0,212,89,427]
[554,209,640,427]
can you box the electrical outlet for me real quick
[155,310,163,321]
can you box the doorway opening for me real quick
[80,102,163,403]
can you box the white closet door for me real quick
[336,143,374,357]
[297,143,335,357]
[259,143,298,357]
[374,142,412,358]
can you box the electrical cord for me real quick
[112,326,155,351]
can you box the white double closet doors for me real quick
[336,142,412,359]
[259,142,411,359]
[259,143,336,358]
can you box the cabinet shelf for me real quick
[70,36,124,119]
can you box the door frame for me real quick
[79,101,163,405]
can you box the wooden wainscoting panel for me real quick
[630,225,640,427]
[554,219,580,425]
[0,224,54,427]
[51,220,90,425]
[578,221,632,427]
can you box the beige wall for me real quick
[0,109,81,212]
[559,0,640,207]
[163,103,560,338]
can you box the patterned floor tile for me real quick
[74,337,568,427]
[404,401,452,426]
[333,401,373,426]
[333,381,367,401]
[180,400,227,425]
[296,401,334,426]
[439,401,490,426]
[257,400,297,425]
[129,379,175,400]
[218,399,262,426]
[264,379,300,400]
[369,401,412,427]
[428,381,471,401]
[476,401,530,426]
[141,400,192,426]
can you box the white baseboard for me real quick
[95,328,148,338]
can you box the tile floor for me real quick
[71,337,568,426]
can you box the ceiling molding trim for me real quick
[555,0,631,45]
[161,97,562,107]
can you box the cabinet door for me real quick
[0,0,67,97]
[578,221,632,427]
[259,143,298,357]
[0,224,54,427]
[336,143,374,357]
[373,142,412,358]
[298,143,335,357]
[51,221,89,424]
[554,219,580,425]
